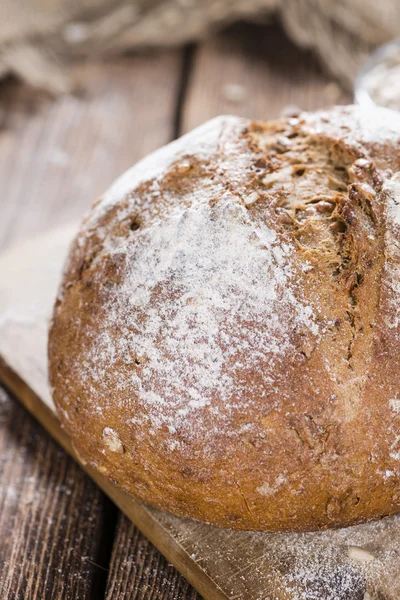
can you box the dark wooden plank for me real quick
[0,50,193,599]
[0,385,113,600]
[182,23,351,133]
[105,514,201,600]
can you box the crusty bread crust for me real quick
[49,106,400,531]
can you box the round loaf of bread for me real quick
[49,105,400,532]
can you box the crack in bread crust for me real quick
[246,119,387,424]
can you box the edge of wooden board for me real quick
[0,356,229,600]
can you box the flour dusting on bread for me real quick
[84,198,318,439]
[50,106,400,532]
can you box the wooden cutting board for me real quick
[0,226,399,600]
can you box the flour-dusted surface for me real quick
[160,506,400,600]
[85,200,317,445]
[50,106,400,533]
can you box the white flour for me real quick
[362,45,400,111]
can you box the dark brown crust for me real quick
[49,106,400,532]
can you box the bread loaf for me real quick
[49,106,400,531]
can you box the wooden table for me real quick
[0,22,351,599]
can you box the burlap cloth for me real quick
[1,0,399,93]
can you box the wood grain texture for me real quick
[105,514,201,600]
[182,23,351,133]
[0,385,112,600]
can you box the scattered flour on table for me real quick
[175,513,400,599]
